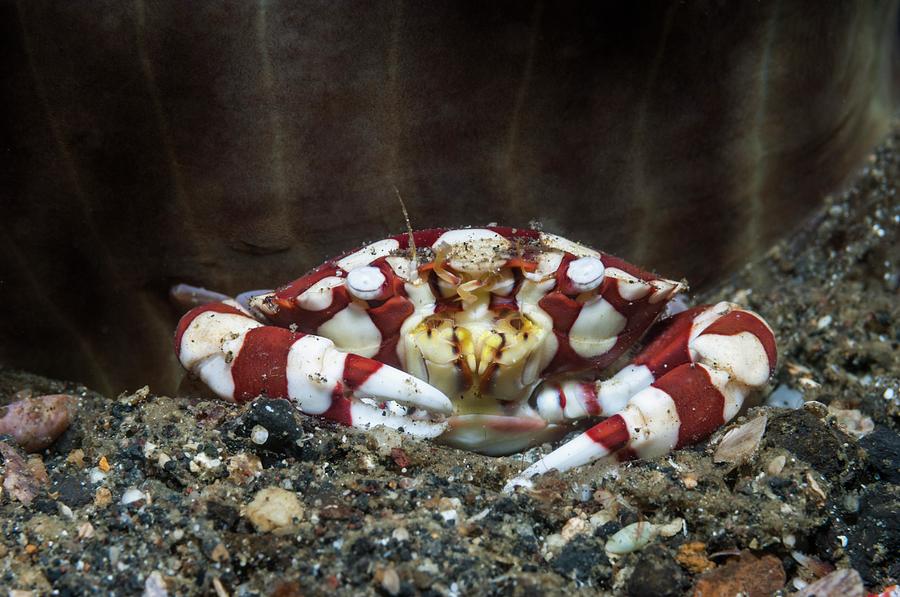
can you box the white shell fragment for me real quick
[605,519,684,555]
[713,414,768,464]
[346,266,387,300]
[793,568,864,597]
[121,488,146,505]
[566,256,605,292]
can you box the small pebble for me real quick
[250,425,269,445]
[121,488,146,505]
[143,571,169,597]
[380,567,401,596]
[767,385,804,409]
[244,487,304,534]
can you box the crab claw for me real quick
[175,301,453,434]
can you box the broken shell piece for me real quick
[605,518,684,555]
[827,406,874,439]
[793,568,864,597]
[714,414,767,464]
[767,454,787,476]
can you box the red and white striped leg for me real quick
[175,301,453,438]
[506,302,776,490]
[533,302,776,422]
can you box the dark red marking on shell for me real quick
[553,253,581,296]
[539,293,582,331]
[367,296,415,367]
[174,302,247,358]
[321,385,353,426]
[231,327,301,404]
[594,276,676,372]
[283,286,353,331]
[273,265,341,303]
[538,290,588,373]
[652,364,725,449]
[633,307,707,377]
[342,353,382,390]
[557,383,567,409]
[615,447,640,462]
[700,310,777,373]
[489,293,518,312]
[585,413,630,451]
[599,254,661,283]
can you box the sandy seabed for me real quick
[0,126,898,596]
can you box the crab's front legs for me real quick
[175,300,453,437]
[506,302,776,491]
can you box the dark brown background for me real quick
[2,1,897,395]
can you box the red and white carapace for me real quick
[173,227,776,490]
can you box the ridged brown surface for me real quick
[1,1,897,394]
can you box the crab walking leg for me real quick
[506,362,750,491]
[507,302,777,491]
[533,302,777,423]
[175,301,453,437]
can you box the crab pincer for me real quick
[175,300,453,438]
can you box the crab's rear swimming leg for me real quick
[505,302,777,491]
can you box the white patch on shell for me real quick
[296,276,344,311]
[317,303,382,358]
[624,388,681,459]
[385,256,413,280]
[432,229,511,274]
[285,335,347,414]
[539,233,601,258]
[604,267,651,301]
[691,331,771,388]
[523,251,564,282]
[336,239,400,271]
[567,296,626,358]
[648,279,683,304]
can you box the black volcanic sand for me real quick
[1,132,898,596]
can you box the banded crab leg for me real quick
[505,302,777,491]
[175,299,454,438]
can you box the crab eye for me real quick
[346,266,387,300]
[566,256,605,292]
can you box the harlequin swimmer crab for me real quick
[173,227,776,491]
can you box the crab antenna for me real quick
[394,186,419,281]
